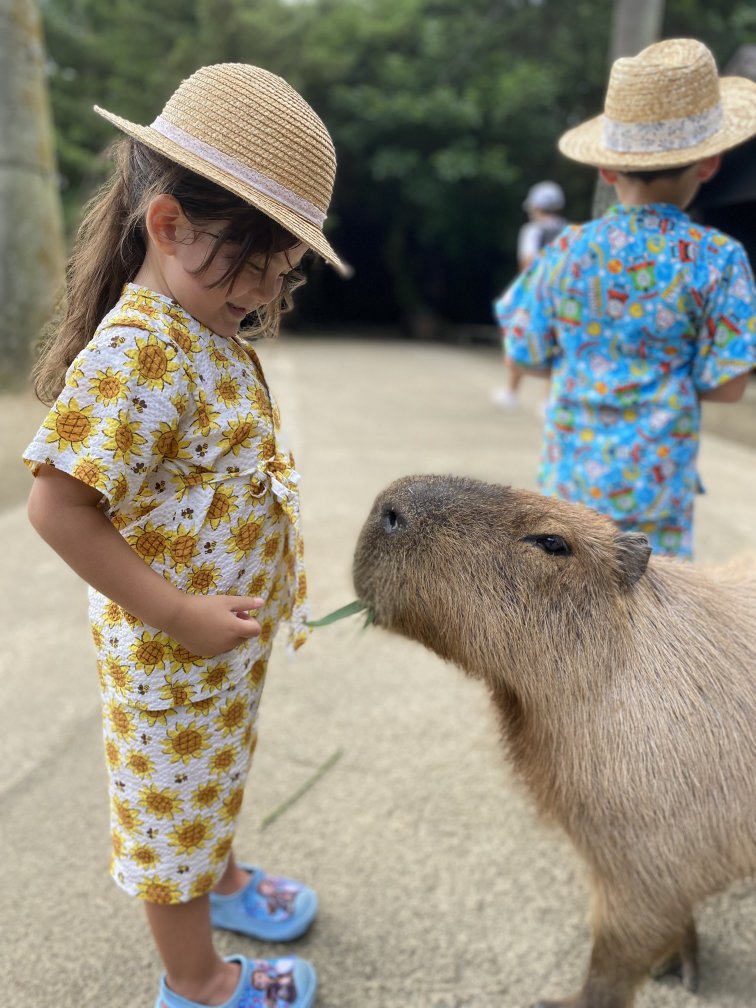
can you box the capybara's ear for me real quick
[614,531,652,587]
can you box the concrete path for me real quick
[1,338,754,1008]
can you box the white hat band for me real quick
[602,101,724,154]
[151,115,327,226]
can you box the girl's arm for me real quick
[698,370,751,403]
[28,464,263,657]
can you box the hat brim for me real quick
[95,106,352,278]
[558,76,756,169]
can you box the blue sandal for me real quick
[155,954,317,1008]
[210,865,318,942]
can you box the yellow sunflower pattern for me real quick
[24,283,309,710]
[23,283,310,900]
[102,683,261,902]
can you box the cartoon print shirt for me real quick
[495,203,756,526]
[24,284,309,709]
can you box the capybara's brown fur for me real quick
[353,475,756,1008]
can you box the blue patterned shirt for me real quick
[495,203,756,551]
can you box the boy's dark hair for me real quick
[618,164,693,183]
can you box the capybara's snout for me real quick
[352,492,408,611]
[380,501,407,535]
[352,478,419,616]
[353,474,538,657]
[359,475,458,545]
[353,475,466,638]
[354,474,478,581]
[357,474,504,561]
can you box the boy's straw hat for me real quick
[95,64,348,275]
[558,38,756,170]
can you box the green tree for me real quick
[40,0,756,332]
[1,0,65,387]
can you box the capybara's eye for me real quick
[522,534,571,556]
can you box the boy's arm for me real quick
[27,464,263,656]
[698,369,751,403]
[695,242,756,399]
[514,363,552,378]
[496,236,568,375]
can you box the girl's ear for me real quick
[144,194,185,256]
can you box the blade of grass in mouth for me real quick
[307,600,374,628]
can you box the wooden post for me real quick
[592,0,665,217]
[0,0,65,389]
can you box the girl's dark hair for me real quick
[34,138,305,404]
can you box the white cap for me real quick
[523,180,565,212]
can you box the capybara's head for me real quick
[353,475,652,685]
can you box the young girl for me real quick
[24,63,347,1008]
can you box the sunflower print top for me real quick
[24,284,309,709]
[495,203,756,540]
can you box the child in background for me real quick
[496,39,756,558]
[492,180,567,410]
[24,64,348,1008]
[517,180,568,272]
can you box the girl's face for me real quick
[167,224,308,338]
[137,197,308,339]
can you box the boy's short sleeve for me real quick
[694,241,756,392]
[494,249,561,369]
[23,326,191,510]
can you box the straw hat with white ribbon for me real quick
[558,38,756,170]
[95,63,348,275]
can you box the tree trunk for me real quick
[609,0,664,63]
[592,0,665,217]
[0,0,65,389]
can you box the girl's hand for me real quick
[28,467,265,658]
[164,594,265,658]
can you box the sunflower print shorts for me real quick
[101,653,268,904]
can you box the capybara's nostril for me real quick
[382,506,406,534]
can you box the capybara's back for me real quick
[353,475,756,1008]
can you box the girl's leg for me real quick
[145,895,240,1006]
[213,849,251,896]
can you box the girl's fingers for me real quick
[234,616,262,638]
[230,597,263,637]
[231,596,264,612]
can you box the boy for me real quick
[493,180,567,409]
[496,38,756,557]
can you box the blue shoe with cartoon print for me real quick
[209,865,318,942]
[154,954,317,1008]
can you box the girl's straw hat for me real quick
[95,64,348,275]
[558,38,756,170]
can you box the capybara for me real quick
[352,474,756,1008]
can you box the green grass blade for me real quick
[307,599,367,627]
